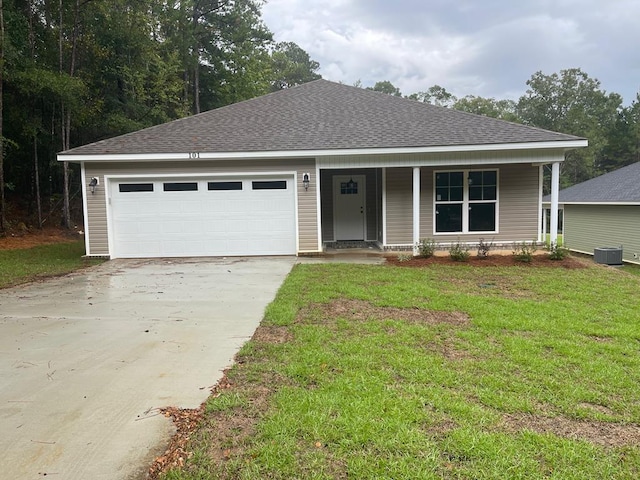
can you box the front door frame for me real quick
[332,174,367,241]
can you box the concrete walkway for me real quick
[0,257,295,480]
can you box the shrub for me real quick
[512,241,537,263]
[477,238,494,259]
[548,243,568,261]
[397,253,412,263]
[449,242,470,262]
[416,238,437,258]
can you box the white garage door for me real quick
[108,176,297,258]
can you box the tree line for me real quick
[0,1,637,233]
[368,70,640,191]
[0,0,320,233]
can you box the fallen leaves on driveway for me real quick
[147,376,234,479]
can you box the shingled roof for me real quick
[547,162,640,204]
[61,79,584,156]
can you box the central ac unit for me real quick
[594,247,623,265]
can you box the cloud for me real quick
[262,0,640,104]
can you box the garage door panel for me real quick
[110,176,296,258]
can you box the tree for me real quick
[0,0,4,233]
[599,105,639,172]
[409,85,457,107]
[368,80,401,97]
[517,68,623,186]
[159,0,274,114]
[270,41,320,91]
[454,96,519,122]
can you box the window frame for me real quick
[433,169,499,235]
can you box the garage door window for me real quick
[164,182,198,192]
[208,181,243,191]
[252,180,287,190]
[119,183,154,193]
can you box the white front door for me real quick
[333,175,366,240]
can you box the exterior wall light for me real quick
[302,172,310,191]
[89,177,99,194]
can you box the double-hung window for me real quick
[434,170,498,234]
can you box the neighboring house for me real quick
[58,80,586,259]
[544,161,640,265]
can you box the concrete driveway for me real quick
[0,257,294,480]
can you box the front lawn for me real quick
[158,260,640,480]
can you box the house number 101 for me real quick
[189,152,200,159]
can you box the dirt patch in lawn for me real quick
[387,254,588,269]
[500,412,640,448]
[301,299,470,326]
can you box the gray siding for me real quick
[320,170,335,242]
[386,163,540,246]
[564,204,640,264]
[83,159,318,256]
[385,168,413,244]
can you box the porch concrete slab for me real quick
[297,252,386,264]
[0,257,294,480]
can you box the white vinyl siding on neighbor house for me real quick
[83,159,319,257]
[564,204,640,265]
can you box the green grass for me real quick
[162,261,640,480]
[622,263,640,276]
[0,240,103,288]
[544,233,564,246]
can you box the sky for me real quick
[261,0,640,105]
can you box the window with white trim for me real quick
[434,170,498,233]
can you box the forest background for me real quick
[0,0,638,233]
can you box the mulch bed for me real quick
[386,254,589,269]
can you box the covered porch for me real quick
[317,159,563,254]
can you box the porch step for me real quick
[325,241,380,250]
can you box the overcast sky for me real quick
[262,0,640,105]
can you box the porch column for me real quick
[413,167,420,255]
[550,162,560,246]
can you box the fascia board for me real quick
[57,140,588,163]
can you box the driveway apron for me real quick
[0,257,294,480]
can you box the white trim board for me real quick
[58,140,588,163]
